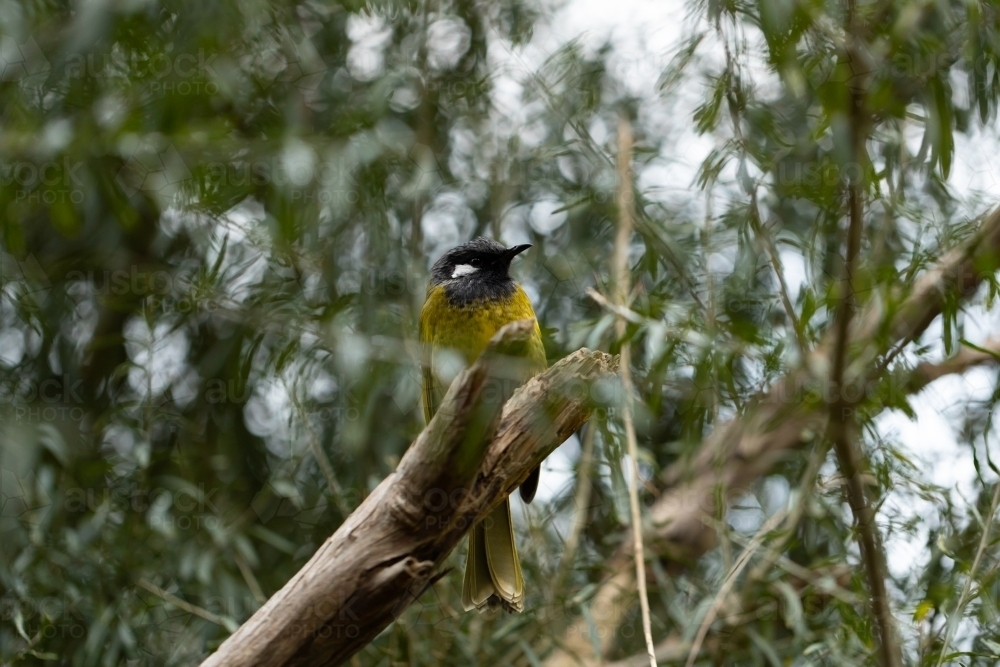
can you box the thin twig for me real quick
[934,480,1000,667]
[615,115,657,667]
[555,422,597,590]
[138,578,233,629]
[284,377,352,517]
[748,193,810,359]
[235,552,267,606]
[683,510,787,667]
[746,436,831,584]
[717,518,859,606]
[586,288,645,323]
[908,338,1000,390]
[714,14,808,362]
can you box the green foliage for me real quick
[3,0,1000,665]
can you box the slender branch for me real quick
[286,379,351,518]
[933,480,1000,667]
[615,115,657,667]
[234,552,267,606]
[823,21,902,665]
[201,321,619,667]
[683,510,786,667]
[138,578,235,630]
[748,194,810,359]
[554,421,596,591]
[908,338,1000,390]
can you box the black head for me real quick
[429,237,532,304]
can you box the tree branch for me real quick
[823,21,903,665]
[908,338,1000,390]
[201,320,619,667]
[615,114,658,667]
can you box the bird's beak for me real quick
[499,244,532,263]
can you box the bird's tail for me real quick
[462,499,524,613]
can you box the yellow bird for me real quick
[419,237,546,613]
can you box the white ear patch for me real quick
[451,264,479,278]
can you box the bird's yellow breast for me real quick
[419,283,546,422]
[420,284,543,363]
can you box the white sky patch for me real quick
[346,13,392,81]
[245,377,292,442]
[529,197,568,235]
[422,192,477,262]
[499,205,533,247]
[0,328,25,367]
[281,138,317,187]
[512,433,582,532]
[777,248,807,302]
[124,317,190,399]
[426,18,472,71]
[205,198,271,305]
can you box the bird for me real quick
[419,237,547,613]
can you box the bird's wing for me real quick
[419,292,443,423]
[515,285,548,375]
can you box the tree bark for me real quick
[200,319,618,667]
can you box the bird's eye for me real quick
[469,258,482,267]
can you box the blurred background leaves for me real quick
[3,0,1000,664]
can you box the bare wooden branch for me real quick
[826,27,902,665]
[908,338,1000,389]
[615,114,658,667]
[201,320,618,667]
[748,193,810,360]
[544,206,1000,667]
